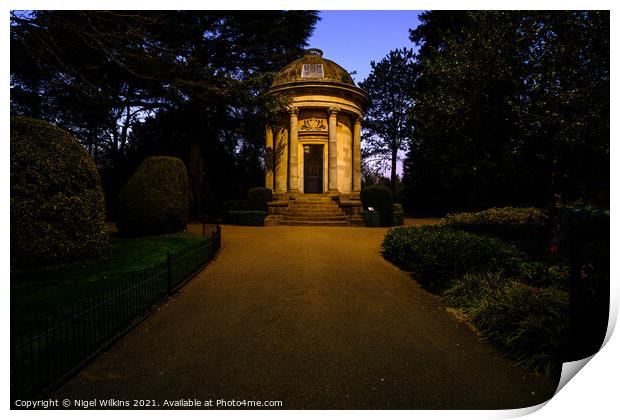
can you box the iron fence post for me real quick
[166,252,173,296]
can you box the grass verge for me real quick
[11,232,208,324]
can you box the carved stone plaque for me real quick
[300,117,327,131]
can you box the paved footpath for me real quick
[55,225,558,409]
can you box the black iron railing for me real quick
[11,225,221,401]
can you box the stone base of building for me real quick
[264,215,282,226]
[337,196,364,227]
[266,193,364,227]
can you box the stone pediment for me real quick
[300,117,327,132]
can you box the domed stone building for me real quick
[265,49,369,226]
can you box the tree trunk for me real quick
[188,141,204,215]
[391,149,398,197]
[119,102,131,155]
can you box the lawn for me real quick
[11,232,209,325]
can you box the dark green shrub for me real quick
[559,205,609,265]
[247,187,273,212]
[393,204,404,226]
[227,211,266,226]
[442,272,509,311]
[361,185,394,226]
[475,282,568,375]
[559,205,609,359]
[221,199,249,215]
[361,211,381,227]
[116,156,191,236]
[10,116,108,267]
[441,207,547,226]
[439,207,549,257]
[443,272,569,376]
[382,226,522,292]
[517,261,570,289]
[362,210,404,227]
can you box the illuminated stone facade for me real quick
[265,49,369,202]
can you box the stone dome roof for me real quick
[271,49,356,87]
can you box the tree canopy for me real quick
[11,11,608,215]
[11,11,319,213]
[359,48,416,196]
[402,11,609,213]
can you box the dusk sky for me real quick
[309,10,422,83]
[308,10,422,176]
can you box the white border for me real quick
[4,2,617,420]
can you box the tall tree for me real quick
[359,48,416,196]
[403,11,609,213]
[11,11,319,212]
[515,12,610,209]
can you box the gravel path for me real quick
[54,225,558,409]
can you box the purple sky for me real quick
[309,10,422,177]
[309,10,422,83]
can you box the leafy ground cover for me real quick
[382,208,576,377]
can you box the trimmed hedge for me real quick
[443,272,568,375]
[441,207,547,226]
[362,210,404,227]
[221,199,249,215]
[382,226,522,292]
[361,185,394,226]
[362,211,382,227]
[116,156,191,236]
[227,211,266,226]
[248,187,273,212]
[10,116,108,267]
[439,207,549,257]
[393,204,404,226]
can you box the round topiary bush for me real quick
[116,156,191,236]
[10,116,108,267]
[361,185,394,226]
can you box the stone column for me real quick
[265,126,274,190]
[353,116,362,192]
[328,107,340,193]
[288,107,299,193]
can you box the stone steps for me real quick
[283,215,347,222]
[267,194,363,227]
[278,220,349,226]
[292,201,335,205]
[294,195,333,202]
[287,203,338,207]
[287,206,342,213]
[275,194,350,226]
[283,213,345,219]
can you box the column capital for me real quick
[328,107,340,116]
[289,106,299,116]
[354,115,364,125]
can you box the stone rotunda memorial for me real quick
[265,49,369,226]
